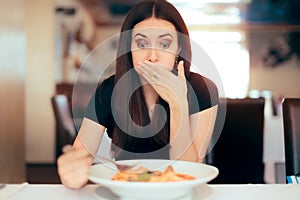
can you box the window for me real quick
[189,30,249,98]
[170,0,250,97]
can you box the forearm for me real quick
[77,118,105,155]
[169,99,198,162]
[191,105,218,162]
[58,118,106,189]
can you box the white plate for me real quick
[89,159,218,200]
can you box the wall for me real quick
[248,29,300,98]
[0,0,25,183]
[25,0,56,163]
[23,2,116,164]
[0,1,56,179]
[92,26,120,46]
[250,57,300,98]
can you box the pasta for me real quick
[111,165,195,182]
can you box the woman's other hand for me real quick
[57,144,93,189]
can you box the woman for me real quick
[58,0,219,189]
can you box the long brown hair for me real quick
[111,0,192,159]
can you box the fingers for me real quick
[58,155,93,188]
[139,60,169,75]
[58,154,93,178]
[136,60,185,87]
[138,60,184,77]
[137,60,175,80]
[60,145,92,161]
[57,145,93,189]
[177,61,185,78]
[137,61,160,83]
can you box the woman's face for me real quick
[131,18,180,71]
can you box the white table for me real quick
[1,184,300,200]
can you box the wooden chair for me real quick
[51,94,77,158]
[282,98,300,180]
[208,97,265,184]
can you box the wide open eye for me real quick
[159,40,171,49]
[136,39,149,49]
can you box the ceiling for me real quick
[78,0,144,25]
[76,0,247,25]
[78,0,251,26]
[60,0,300,26]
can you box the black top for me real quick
[84,72,219,159]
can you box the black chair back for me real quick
[208,97,265,184]
[51,94,77,157]
[282,98,300,178]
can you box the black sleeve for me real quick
[187,72,220,115]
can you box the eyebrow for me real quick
[133,33,174,39]
[158,33,173,39]
[134,33,147,38]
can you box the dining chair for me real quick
[208,97,265,184]
[282,98,300,181]
[51,94,77,158]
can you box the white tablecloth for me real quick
[2,184,300,200]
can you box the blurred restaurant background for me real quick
[1,0,300,184]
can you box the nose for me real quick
[148,48,158,63]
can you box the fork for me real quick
[94,156,140,171]
[62,145,139,171]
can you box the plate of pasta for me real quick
[89,159,218,200]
